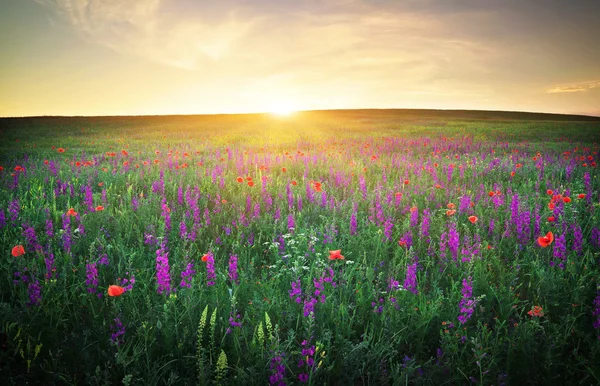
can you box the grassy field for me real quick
[1,109,600,385]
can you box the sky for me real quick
[1,0,599,117]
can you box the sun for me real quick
[269,102,296,117]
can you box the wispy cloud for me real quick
[36,0,261,68]
[547,81,600,93]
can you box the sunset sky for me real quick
[1,0,599,117]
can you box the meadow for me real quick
[1,109,600,385]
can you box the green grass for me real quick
[0,110,599,385]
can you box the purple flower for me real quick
[269,352,287,385]
[110,316,126,346]
[593,290,600,339]
[27,279,42,307]
[179,262,195,288]
[289,279,303,303]
[228,254,239,284]
[205,251,216,286]
[350,204,358,236]
[85,261,99,294]
[155,246,171,295]
[458,276,475,324]
[8,199,20,224]
[552,233,567,269]
[403,262,418,295]
[287,214,295,232]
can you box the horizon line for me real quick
[1,107,600,120]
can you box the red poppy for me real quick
[248,181,254,187]
[14,165,24,172]
[537,231,554,247]
[328,250,345,260]
[95,206,104,211]
[397,240,407,247]
[547,216,555,222]
[201,254,209,262]
[44,160,49,165]
[562,197,571,203]
[510,171,515,177]
[516,163,522,168]
[66,208,78,217]
[447,203,456,209]
[468,216,478,224]
[281,167,287,173]
[121,150,129,156]
[577,194,586,199]
[57,148,65,153]
[547,190,553,195]
[291,180,297,186]
[527,306,544,317]
[107,285,125,297]
[446,210,456,216]
[488,191,495,197]
[403,179,410,185]
[313,182,322,192]
[12,245,25,257]
[236,176,243,183]
[548,202,555,210]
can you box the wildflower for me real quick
[107,285,125,297]
[537,231,554,247]
[291,180,297,186]
[179,262,196,288]
[85,261,99,294]
[593,291,600,339]
[110,316,125,346]
[289,279,303,303]
[468,216,478,224]
[328,249,344,260]
[12,244,25,257]
[95,205,104,211]
[228,254,239,284]
[446,209,456,216]
[66,208,77,217]
[562,197,571,203]
[313,181,322,192]
[527,306,544,317]
[281,167,287,173]
[248,181,255,187]
[204,251,216,286]
[27,280,42,307]
[488,191,495,197]
[404,179,410,185]
[57,148,65,153]
[155,247,172,294]
[457,277,475,324]
[201,253,209,262]
[577,193,586,199]
[236,176,243,183]
[547,216,555,222]
[403,262,418,295]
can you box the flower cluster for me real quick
[155,246,171,295]
[457,277,475,325]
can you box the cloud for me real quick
[547,81,600,93]
[35,0,261,68]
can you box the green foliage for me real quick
[0,113,599,384]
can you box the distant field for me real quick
[1,110,599,385]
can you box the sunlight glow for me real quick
[269,102,296,117]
